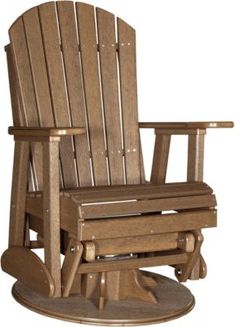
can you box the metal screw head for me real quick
[70,246,75,253]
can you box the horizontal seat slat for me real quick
[80,194,216,219]
[68,182,213,203]
[79,209,217,241]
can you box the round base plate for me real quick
[12,272,195,326]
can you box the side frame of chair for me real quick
[139,121,233,279]
[7,127,85,297]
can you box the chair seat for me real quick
[27,182,216,221]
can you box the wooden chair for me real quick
[1,1,233,324]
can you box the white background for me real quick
[0,0,234,326]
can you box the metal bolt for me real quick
[11,204,16,208]
[150,230,154,234]
[45,208,49,213]
[133,148,136,152]
[92,235,95,240]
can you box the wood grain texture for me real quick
[39,2,77,188]
[77,253,188,273]
[57,1,92,187]
[151,135,171,184]
[79,210,217,241]
[9,16,43,189]
[96,8,125,184]
[43,140,61,297]
[79,194,216,219]
[117,18,140,184]
[1,247,54,297]
[62,239,83,297]
[76,3,108,186]
[5,45,22,126]
[139,121,234,129]
[187,133,205,182]
[12,272,195,324]
[90,233,179,256]
[9,127,85,136]
[9,141,29,247]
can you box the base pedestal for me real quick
[12,271,195,326]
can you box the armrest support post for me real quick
[187,132,205,182]
[43,139,61,297]
[151,135,171,184]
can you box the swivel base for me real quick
[12,272,195,326]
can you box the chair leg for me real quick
[9,141,29,247]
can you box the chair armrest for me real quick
[8,126,86,137]
[139,121,233,130]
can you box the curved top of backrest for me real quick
[7,1,143,189]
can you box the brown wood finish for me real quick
[176,231,204,282]
[9,127,86,137]
[9,141,29,247]
[151,135,171,184]
[76,3,108,186]
[56,1,92,187]
[39,2,78,188]
[79,210,216,241]
[9,16,44,189]
[3,2,232,324]
[77,252,188,274]
[187,132,205,279]
[139,121,234,129]
[43,139,61,297]
[62,239,83,297]
[84,233,179,256]
[96,8,125,184]
[12,272,195,324]
[1,247,54,297]
[187,133,205,182]
[79,194,216,219]
[118,18,141,184]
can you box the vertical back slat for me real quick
[96,8,125,185]
[6,45,22,126]
[56,1,92,187]
[76,3,108,186]
[9,18,43,190]
[117,18,141,184]
[23,8,54,127]
[38,2,78,188]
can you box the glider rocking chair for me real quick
[1,1,233,325]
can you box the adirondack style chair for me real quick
[1,1,233,325]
